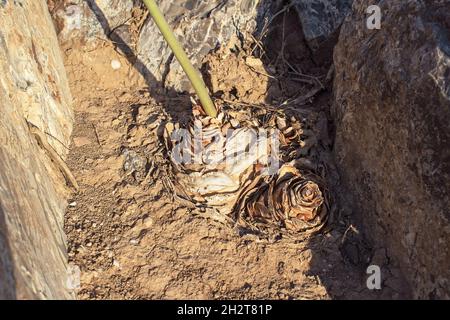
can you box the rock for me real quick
[0,0,73,299]
[292,0,353,46]
[111,59,122,70]
[333,0,450,299]
[137,0,273,91]
[50,0,134,46]
[50,0,274,91]
[66,264,81,291]
[129,239,139,245]
[50,0,352,88]
[288,0,353,65]
[121,148,148,182]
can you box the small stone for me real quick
[142,217,154,228]
[111,59,121,70]
[129,239,139,245]
[68,201,77,207]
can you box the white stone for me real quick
[111,59,121,70]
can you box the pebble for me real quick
[129,239,139,245]
[111,59,121,70]
[142,217,154,228]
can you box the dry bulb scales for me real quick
[163,103,329,238]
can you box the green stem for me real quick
[141,0,217,117]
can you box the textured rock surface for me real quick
[333,0,450,298]
[0,0,73,299]
[49,0,134,46]
[290,0,353,64]
[292,0,353,43]
[50,0,352,90]
[50,0,273,91]
[137,0,272,91]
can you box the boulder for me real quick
[291,0,353,64]
[0,0,73,299]
[333,0,450,298]
[137,0,272,91]
[49,0,134,46]
[50,0,272,92]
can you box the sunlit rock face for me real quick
[50,0,353,91]
[49,0,134,45]
[0,0,74,299]
[137,0,272,92]
[50,0,273,91]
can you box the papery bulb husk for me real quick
[163,103,324,234]
[163,104,275,217]
[233,164,329,239]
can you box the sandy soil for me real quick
[61,32,409,299]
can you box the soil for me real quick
[62,25,410,299]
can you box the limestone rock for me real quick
[137,0,272,91]
[0,0,74,299]
[50,0,134,45]
[50,0,272,91]
[333,0,450,298]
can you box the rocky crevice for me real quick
[0,0,449,299]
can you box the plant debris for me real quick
[162,97,329,239]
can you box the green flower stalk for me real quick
[141,0,217,117]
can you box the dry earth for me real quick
[62,33,409,299]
